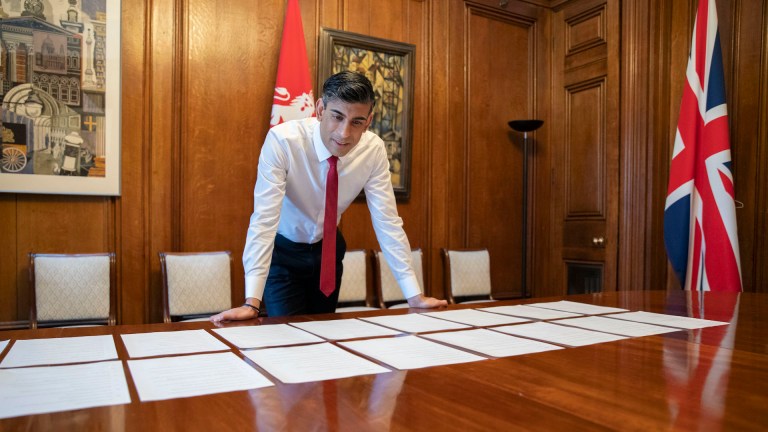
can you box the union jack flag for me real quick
[664,0,742,292]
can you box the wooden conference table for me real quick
[1,290,767,431]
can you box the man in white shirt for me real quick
[211,72,446,321]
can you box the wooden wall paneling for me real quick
[550,0,619,296]
[618,0,651,292]
[647,0,674,292]
[0,195,19,325]
[529,5,552,299]
[118,0,151,325]
[730,0,768,293]
[428,0,450,300]
[757,1,768,293]
[465,3,539,298]
[143,0,183,323]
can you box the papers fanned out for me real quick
[494,322,627,347]
[242,342,390,384]
[0,361,130,419]
[339,335,485,370]
[527,300,628,315]
[127,352,272,401]
[289,319,402,340]
[607,311,729,329]
[360,314,470,333]
[479,304,583,320]
[0,335,117,368]
[556,316,681,337]
[121,329,229,358]
[422,329,562,358]
[213,324,323,349]
[420,309,530,327]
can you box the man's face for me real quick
[316,98,373,157]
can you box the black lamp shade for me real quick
[508,119,543,132]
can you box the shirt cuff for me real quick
[397,274,422,300]
[244,275,266,301]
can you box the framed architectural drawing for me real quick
[0,0,121,195]
[318,28,415,201]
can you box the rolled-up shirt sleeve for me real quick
[364,144,422,300]
[243,132,289,300]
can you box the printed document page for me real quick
[289,319,402,340]
[242,342,390,384]
[0,335,117,368]
[213,324,323,349]
[339,335,485,370]
[607,311,729,329]
[127,352,272,401]
[556,316,682,337]
[0,360,130,419]
[121,329,229,358]
[0,340,9,356]
[494,322,627,347]
[360,314,470,333]
[421,309,530,327]
[422,328,563,358]
[527,300,628,315]
[479,304,583,320]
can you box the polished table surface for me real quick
[1,290,767,431]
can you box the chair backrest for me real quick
[337,249,374,307]
[29,253,116,329]
[441,248,493,303]
[374,249,424,308]
[159,251,233,323]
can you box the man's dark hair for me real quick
[322,71,376,109]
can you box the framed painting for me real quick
[318,28,415,201]
[0,0,121,195]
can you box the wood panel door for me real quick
[551,0,619,295]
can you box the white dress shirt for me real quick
[243,117,421,301]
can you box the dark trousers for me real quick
[263,231,346,317]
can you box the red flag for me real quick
[270,0,315,127]
[663,0,742,291]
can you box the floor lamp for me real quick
[508,119,543,298]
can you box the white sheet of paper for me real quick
[421,309,530,327]
[422,328,563,358]
[0,335,117,368]
[493,322,627,347]
[527,300,628,315]
[556,316,681,337]
[0,340,8,356]
[478,304,583,320]
[607,311,729,329]
[127,352,272,401]
[360,314,471,333]
[120,329,229,358]
[242,342,390,384]
[339,335,485,370]
[289,319,402,340]
[213,324,324,349]
[0,360,130,419]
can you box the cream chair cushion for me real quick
[165,253,231,317]
[447,250,492,299]
[338,250,368,303]
[337,250,378,312]
[35,255,111,322]
[378,249,424,307]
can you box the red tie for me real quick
[320,156,338,297]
